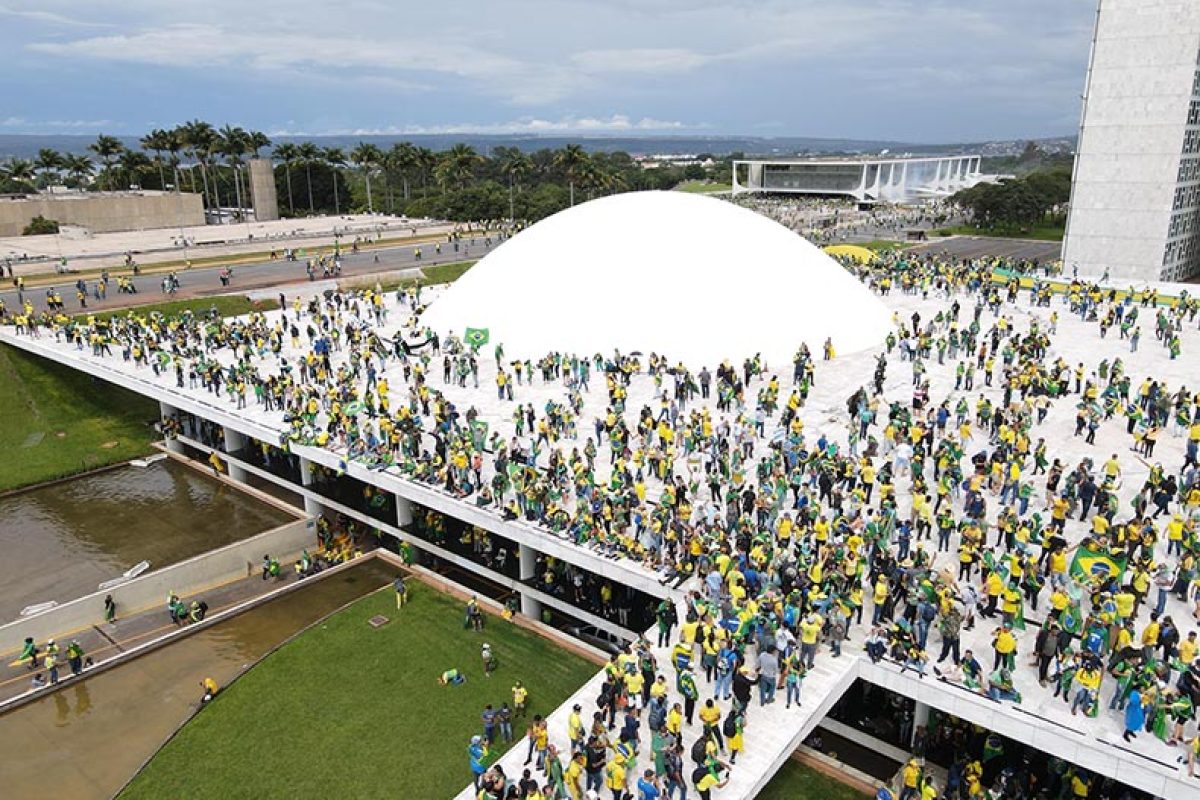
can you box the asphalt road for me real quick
[0,235,500,315]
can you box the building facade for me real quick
[731,155,984,203]
[1063,0,1200,282]
[0,191,204,237]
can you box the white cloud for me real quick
[27,23,580,105]
[268,115,696,136]
[573,48,712,75]
[0,4,112,28]
[0,116,113,129]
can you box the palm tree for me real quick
[248,130,272,159]
[180,120,218,209]
[34,149,64,187]
[443,143,482,189]
[389,142,418,202]
[296,141,321,214]
[273,143,298,214]
[118,150,152,189]
[219,124,250,215]
[163,128,184,190]
[499,149,532,221]
[140,129,171,190]
[88,134,125,190]
[63,154,93,188]
[414,146,436,197]
[325,147,346,214]
[350,142,382,213]
[554,144,589,206]
[1,158,37,192]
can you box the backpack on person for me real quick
[690,734,709,765]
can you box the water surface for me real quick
[0,459,294,622]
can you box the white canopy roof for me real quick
[421,191,891,369]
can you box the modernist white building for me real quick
[731,155,985,203]
[422,192,893,367]
[1063,0,1200,282]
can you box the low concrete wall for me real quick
[1,517,316,647]
[0,192,204,236]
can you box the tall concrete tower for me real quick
[1062,0,1200,282]
[247,158,280,222]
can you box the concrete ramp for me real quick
[453,621,858,800]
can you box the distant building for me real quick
[1063,0,1200,282]
[0,190,204,237]
[731,155,985,203]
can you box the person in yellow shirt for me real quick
[567,704,584,750]
[992,625,1017,671]
[899,759,922,800]
[799,613,822,668]
[695,766,729,800]
[604,755,626,797]
[563,752,585,800]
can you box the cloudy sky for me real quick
[1,0,1097,141]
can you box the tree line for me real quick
[1,124,729,225]
[951,166,1072,232]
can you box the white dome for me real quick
[421,191,891,369]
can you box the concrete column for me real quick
[221,426,248,483]
[298,456,315,486]
[395,494,413,528]
[911,700,930,747]
[518,543,543,619]
[158,401,184,454]
[304,494,324,517]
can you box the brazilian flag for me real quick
[1060,602,1083,635]
[464,327,490,348]
[1070,544,1127,582]
[471,419,489,449]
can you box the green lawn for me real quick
[0,344,158,491]
[758,758,873,800]
[674,180,733,194]
[119,581,598,800]
[420,260,476,285]
[860,239,909,254]
[940,222,1065,242]
[84,295,280,322]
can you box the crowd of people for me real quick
[733,197,959,245]
[6,232,1200,798]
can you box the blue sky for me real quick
[0,0,1097,141]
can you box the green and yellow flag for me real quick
[464,327,490,348]
[1069,544,1127,582]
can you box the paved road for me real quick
[0,235,500,315]
[906,235,1062,263]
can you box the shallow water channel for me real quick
[0,458,294,622]
[0,560,398,800]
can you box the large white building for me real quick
[1063,0,1200,282]
[731,155,985,203]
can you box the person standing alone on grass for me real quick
[394,576,408,608]
[512,680,528,718]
